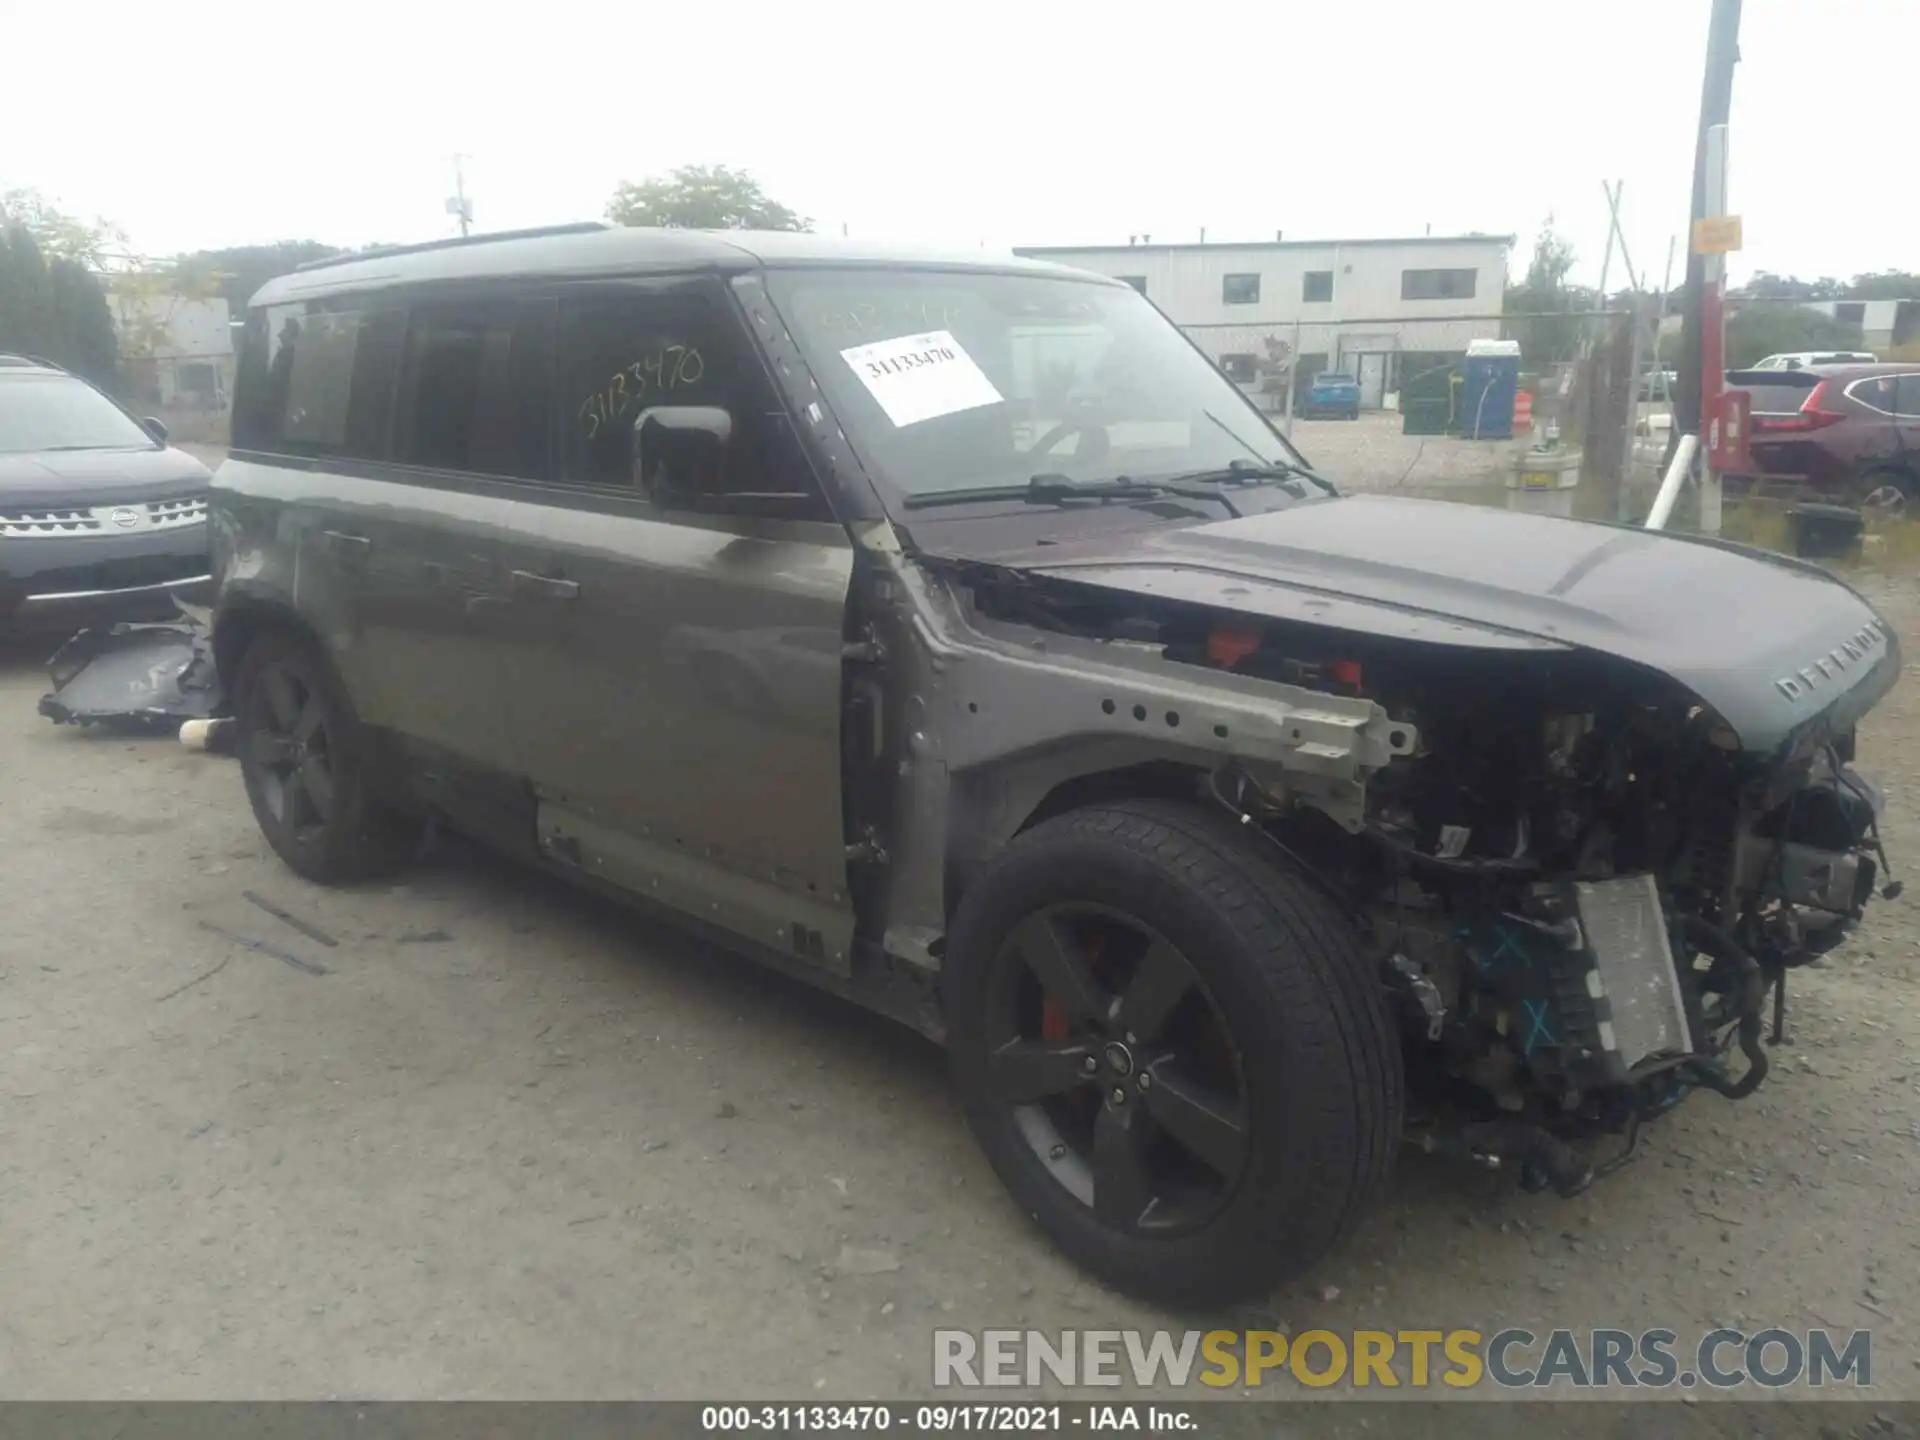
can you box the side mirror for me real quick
[633,405,731,501]
[142,416,170,443]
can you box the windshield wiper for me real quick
[1163,457,1331,495]
[903,473,1235,512]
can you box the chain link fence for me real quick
[1178,310,1650,503]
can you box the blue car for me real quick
[1301,371,1361,420]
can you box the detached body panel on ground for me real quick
[208,225,1901,1304]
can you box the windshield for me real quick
[0,375,155,454]
[766,267,1313,505]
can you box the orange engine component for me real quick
[1207,627,1263,668]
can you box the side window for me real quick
[1894,375,1920,418]
[556,286,817,500]
[394,299,553,479]
[1851,376,1897,415]
[233,301,401,459]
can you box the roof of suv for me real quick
[0,354,69,376]
[250,223,1102,309]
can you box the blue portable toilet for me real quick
[1459,339,1521,440]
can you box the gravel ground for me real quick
[1288,413,1536,495]
[1,566,1917,1423]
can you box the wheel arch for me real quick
[214,592,331,693]
[944,741,1213,917]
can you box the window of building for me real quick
[1302,271,1334,304]
[1222,273,1260,305]
[1834,301,1867,326]
[1401,268,1479,302]
[174,361,220,404]
[556,285,818,501]
[394,299,553,479]
[1218,353,1258,383]
[1116,275,1148,295]
[233,302,402,458]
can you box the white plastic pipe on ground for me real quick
[1644,433,1699,532]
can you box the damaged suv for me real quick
[210,225,1901,1304]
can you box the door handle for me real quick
[510,569,581,602]
[322,530,371,557]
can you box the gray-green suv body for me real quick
[211,223,1900,1303]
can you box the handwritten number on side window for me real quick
[578,345,707,439]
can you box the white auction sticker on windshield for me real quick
[839,330,1002,428]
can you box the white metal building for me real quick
[1014,234,1515,410]
[105,290,235,411]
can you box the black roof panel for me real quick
[250,225,1099,309]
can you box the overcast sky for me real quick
[8,0,1912,287]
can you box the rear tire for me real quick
[235,630,420,884]
[1852,465,1917,520]
[945,798,1402,1305]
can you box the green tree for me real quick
[1724,304,1861,369]
[172,240,345,315]
[1840,270,1920,300]
[47,258,119,389]
[1502,219,1596,365]
[1742,271,1844,300]
[1739,270,1920,301]
[0,187,126,268]
[606,165,809,232]
[0,220,120,389]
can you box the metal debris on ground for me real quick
[196,919,329,976]
[241,890,340,948]
[37,608,224,732]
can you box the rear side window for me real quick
[1895,376,1920,417]
[234,302,402,458]
[1849,376,1898,415]
[393,299,554,479]
[556,285,817,499]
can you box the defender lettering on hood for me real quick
[1776,620,1892,702]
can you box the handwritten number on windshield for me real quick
[578,344,706,438]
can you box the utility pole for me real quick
[1675,0,1742,449]
[446,154,473,237]
[1596,181,1620,302]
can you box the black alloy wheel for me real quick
[235,631,418,884]
[248,659,337,842]
[982,903,1248,1236]
[946,799,1402,1305]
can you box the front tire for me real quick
[235,630,419,884]
[945,799,1401,1304]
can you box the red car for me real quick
[1732,362,1920,514]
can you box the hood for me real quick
[942,494,1901,754]
[0,445,212,507]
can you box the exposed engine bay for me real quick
[957,561,1898,1196]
